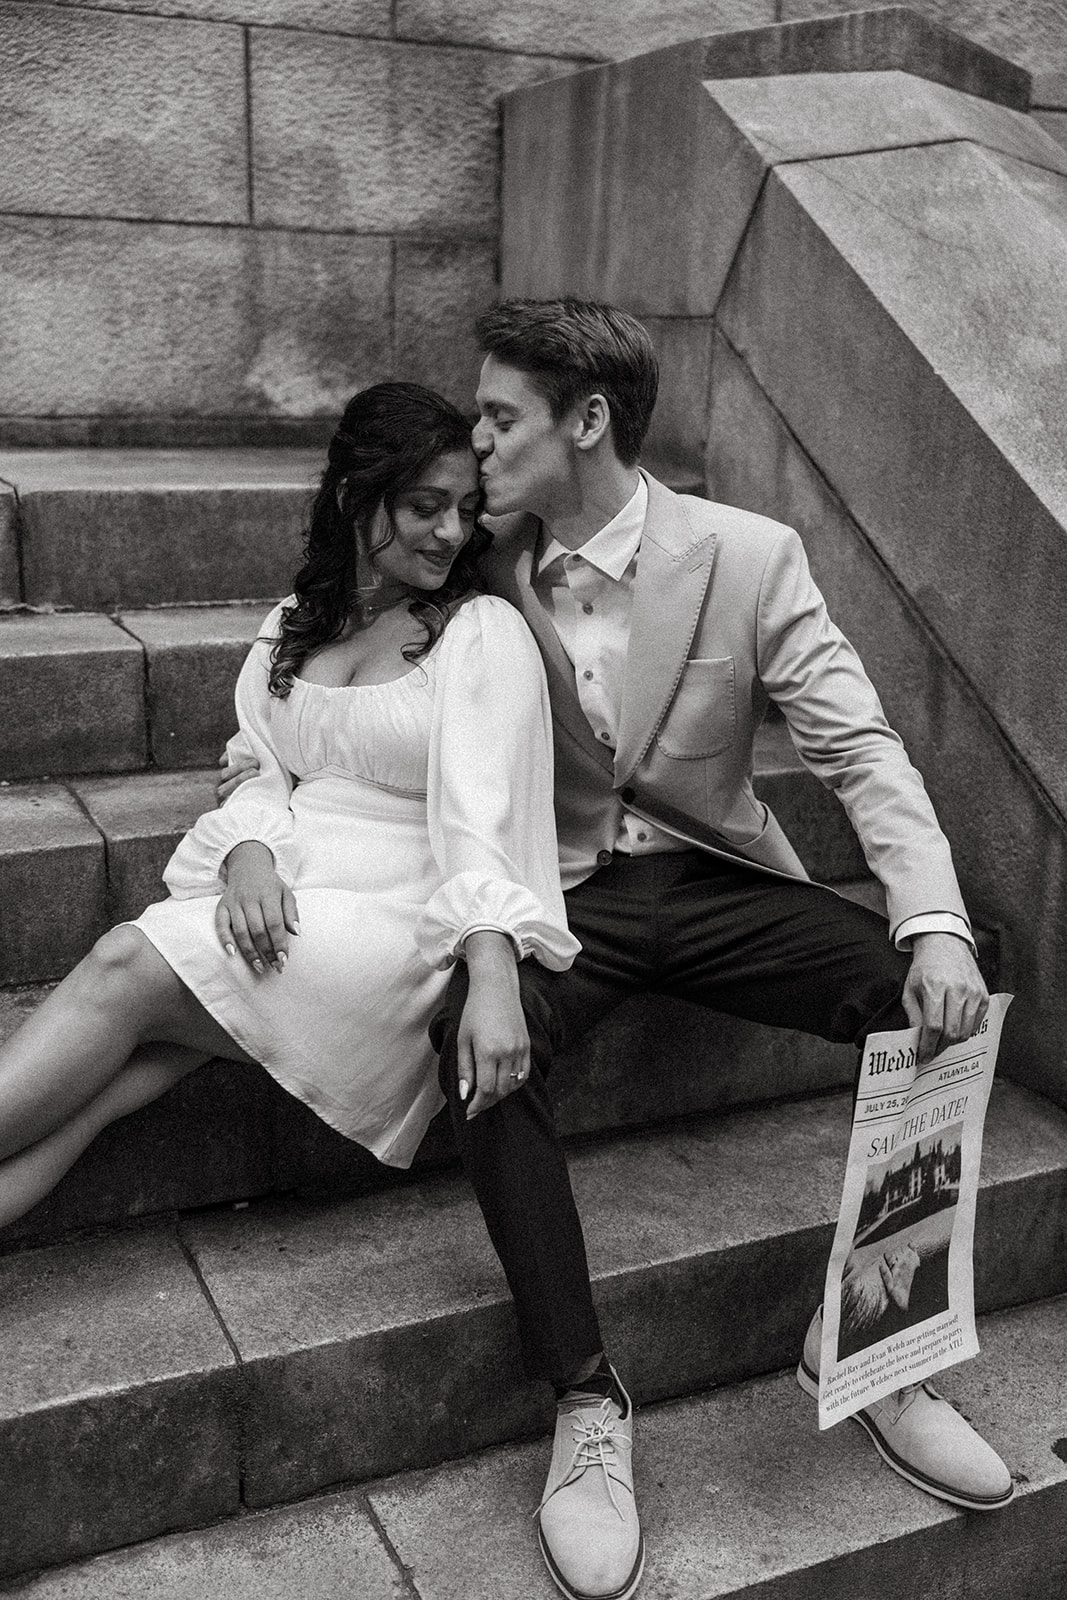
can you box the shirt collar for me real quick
[536,473,647,580]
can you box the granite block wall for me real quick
[1,0,1063,437]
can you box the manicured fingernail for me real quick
[292,921,301,936]
[252,959,264,973]
[276,952,287,969]
[225,943,236,957]
[458,1080,469,1102]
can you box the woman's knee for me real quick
[75,926,174,1015]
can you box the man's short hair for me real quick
[475,298,659,468]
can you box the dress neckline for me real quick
[293,633,446,692]
[293,665,426,692]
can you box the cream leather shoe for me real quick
[537,1368,644,1600]
[797,1308,1014,1511]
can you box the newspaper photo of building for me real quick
[837,1126,963,1361]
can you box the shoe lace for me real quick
[539,1399,630,1522]
[885,1380,941,1419]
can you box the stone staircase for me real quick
[2,454,1066,1598]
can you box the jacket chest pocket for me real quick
[655,656,736,760]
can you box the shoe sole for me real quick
[795,1355,1014,1513]
[537,1525,645,1600]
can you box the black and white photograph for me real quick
[0,0,1064,1595]
[837,1125,962,1360]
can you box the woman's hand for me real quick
[217,747,261,805]
[457,931,530,1119]
[216,840,299,973]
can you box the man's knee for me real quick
[837,931,911,1045]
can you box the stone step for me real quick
[0,769,218,984]
[0,732,882,984]
[0,448,708,617]
[0,449,320,611]
[9,1291,1063,1600]
[0,918,865,1246]
[0,609,878,797]
[1,1081,1064,1579]
[0,603,269,781]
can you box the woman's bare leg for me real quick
[0,923,256,1163]
[0,1042,209,1229]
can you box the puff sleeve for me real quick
[416,594,579,971]
[162,601,299,897]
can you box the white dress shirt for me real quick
[534,475,972,952]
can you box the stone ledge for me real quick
[13,1292,1067,1597]
[0,447,323,494]
[718,142,1067,816]
[0,750,883,987]
[702,6,1031,110]
[0,605,273,780]
[71,768,222,919]
[0,611,146,780]
[1,1081,1060,1577]
[119,604,270,769]
[0,785,106,983]
[183,1082,1067,1507]
[704,70,1067,177]
[0,447,318,609]
[0,415,336,452]
[0,970,860,1245]
[367,1295,1067,1600]
[705,328,1060,1108]
[501,23,1053,319]
[0,1221,238,1577]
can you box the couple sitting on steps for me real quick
[0,298,1012,1600]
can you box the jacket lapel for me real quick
[614,474,719,784]
[484,518,616,776]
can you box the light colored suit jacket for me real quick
[483,472,969,943]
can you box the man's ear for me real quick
[573,392,612,453]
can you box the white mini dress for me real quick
[133,592,578,1168]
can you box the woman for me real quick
[0,382,578,1227]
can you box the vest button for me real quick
[620,787,635,803]
[596,849,613,866]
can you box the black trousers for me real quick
[431,850,911,1387]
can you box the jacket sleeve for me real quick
[416,594,580,971]
[162,602,298,898]
[755,528,970,940]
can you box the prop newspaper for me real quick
[817,992,1012,1429]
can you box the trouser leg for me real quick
[432,958,604,1385]
[430,857,663,1386]
[656,854,911,1044]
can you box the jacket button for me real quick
[596,849,613,866]
[620,787,635,803]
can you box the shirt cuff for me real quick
[894,912,974,953]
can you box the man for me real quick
[224,300,1012,1600]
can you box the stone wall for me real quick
[1,0,1064,438]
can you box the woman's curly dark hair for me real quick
[268,382,491,697]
